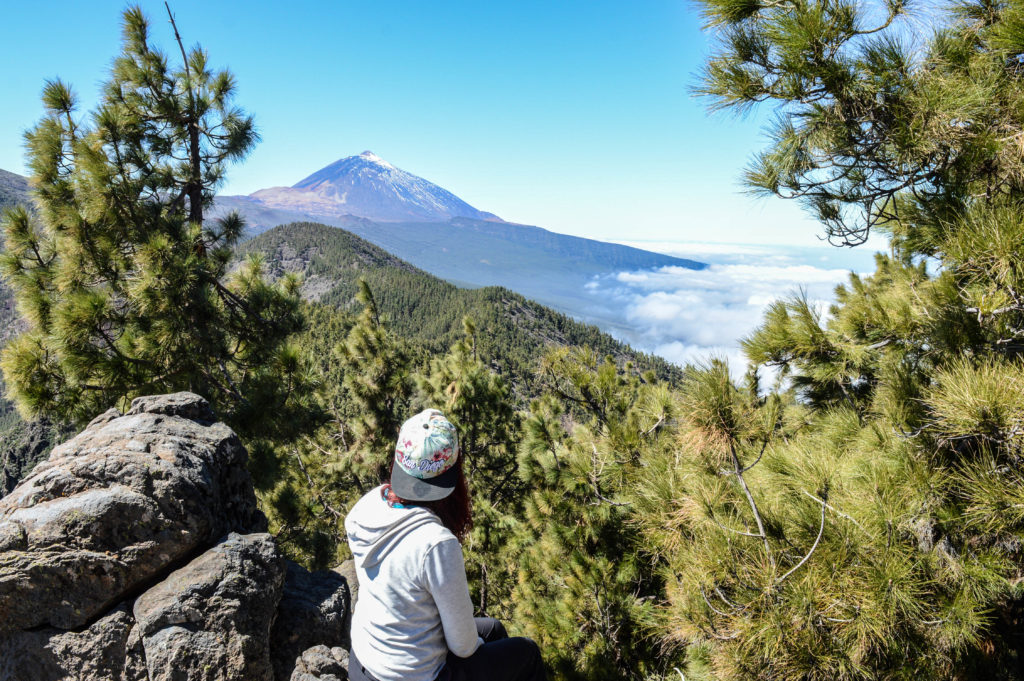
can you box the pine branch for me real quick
[700,585,733,617]
[164,1,203,226]
[710,513,764,538]
[589,443,631,507]
[719,438,768,476]
[292,445,343,521]
[728,440,774,569]
[776,493,827,585]
[644,412,667,435]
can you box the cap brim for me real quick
[390,463,458,502]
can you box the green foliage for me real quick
[260,413,353,569]
[263,296,524,574]
[337,279,413,486]
[699,0,1024,250]
[257,280,412,568]
[640,228,1024,677]
[413,317,523,616]
[509,348,679,680]
[0,6,315,445]
[627,0,1024,672]
[415,318,518,499]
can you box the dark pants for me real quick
[349,618,546,681]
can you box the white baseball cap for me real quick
[390,409,460,501]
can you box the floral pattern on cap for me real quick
[394,409,460,480]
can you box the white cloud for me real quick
[613,238,881,271]
[586,243,877,373]
[614,240,778,259]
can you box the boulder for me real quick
[271,560,352,681]
[0,602,145,681]
[0,392,266,631]
[132,532,285,681]
[289,645,349,681]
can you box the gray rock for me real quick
[0,392,266,632]
[289,645,349,681]
[133,532,285,681]
[271,560,351,681]
[126,392,222,422]
[337,559,358,608]
[0,602,144,681]
[124,625,150,681]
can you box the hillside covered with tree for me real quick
[239,221,683,396]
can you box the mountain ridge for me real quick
[4,161,705,362]
[215,150,703,270]
[0,174,684,494]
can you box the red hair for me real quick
[386,457,473,541]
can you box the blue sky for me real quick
[2,1,841,247]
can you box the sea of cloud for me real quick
[587,240,880,372]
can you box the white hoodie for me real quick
[345,485,482,681]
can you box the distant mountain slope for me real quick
[0,173,27,415]
[239,222,684,389]
[237,151,499,223]
[0,169,31,372]
[0,168,30,212]
[0,179,681,489]
[0,168,31,343]
[220,207,702,331]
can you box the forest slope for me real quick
[238,221,684,393]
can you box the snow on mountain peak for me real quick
[358,150,393,169]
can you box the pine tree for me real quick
[509,348,679,681]
[259,303,355,569]
[335,279,412,487]
[413,316,521,616]
[0,6,311,441]
[414,318,520,502]
[263,402,352,569]
[262,281,414,568]
[623,0,1024,676]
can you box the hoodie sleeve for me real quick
[423,537,482,658]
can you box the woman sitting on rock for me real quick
[345,409,547,681]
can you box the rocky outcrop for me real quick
[133,532,285,681]
[0,393,351,681]
[271,561,352,681]
[0,392,265,632]
[337,559,359,607]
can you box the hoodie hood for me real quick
[345,485,442,569]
